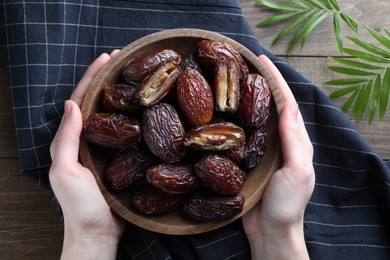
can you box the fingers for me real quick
[110,49,121,57]
[51,50,121,164]
[50,100,83,164]
[278,102,309,166]
[259,55,313,167]
[259,55,295,107]
[71,50,121,107]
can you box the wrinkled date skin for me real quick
[239,74,271,128]
[184,122,245,151]
[214,59,240,112]
[136,61,181,106]
[122,49,181,84]
[102,83,142,114]
[106,145,152,190]
[197,40,249,80]
[142,102,186,163]
[180,53,203,73]
[146,163,200,194]
[245,126,267,169]
[83,113,141,149]
[132,186,187,215]
[194,154,244,195]
[221,142,245,164]
[176,69,214,127]
[184,192,245,221]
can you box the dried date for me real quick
[132,186,186,215]
[142,102,186,163]
[102,83,142,114]
[176,69,214,127]
[180,54,203,73]
[146,163,200,194]
[214,60,240,112]
[184,122,245,151]
[106,145,152,190]
[245,126,267,169]
[194,154,244,195]
[83,113,141,149]
[239,74,271,128]
[197,40,248,80]
[122,49,181,84]
[221,142,245,164]
[184,192,245,221]
[135,61,181,106]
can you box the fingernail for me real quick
[110,49,120,57]
[99,52,110,60]
[64,100,72,117]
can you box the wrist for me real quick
[61,229,120,260]
[247,220,309,260]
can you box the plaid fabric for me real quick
[1,1,390,259]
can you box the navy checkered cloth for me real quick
[1,1,390,259]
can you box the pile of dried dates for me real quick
[83,40,271,221]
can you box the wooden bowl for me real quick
[80,29,283,235]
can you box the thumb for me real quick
[50,100,83,164]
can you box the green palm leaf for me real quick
[327,66,378,76]
[272,10,315,46]
[341,89,359,113]
[379,67,390,120]
[290,0,312,8]
[324,78,369,86]
[333,12,343,51]
[254,0,390,123]
[339,12,359,34]
[364,24,390,49]
[301,11,330,49]
[287,10,327,54]
[346,36,390,58]
[304,0,325,9]
[255,0,304,11]
[329,57,383,70]
[384,28,390,38]
[355,83,372,119]
[320,0,334,10]
[342,48,390,64]
[328,0,340,11]
[327,26,390,122]
[369,75,381,123]
[256,10,304,27]
[255,0,357,54]
[328,85,360,99]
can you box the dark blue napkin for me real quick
[1,1,390,259]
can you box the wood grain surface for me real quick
[0,0,389,258]
[0,51,63,259]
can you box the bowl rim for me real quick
[80,28,283,235]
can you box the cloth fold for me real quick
[1,0,390,259]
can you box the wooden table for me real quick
[1,0,389,258]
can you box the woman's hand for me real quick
[242,55,315,259]
[49,51,125,260]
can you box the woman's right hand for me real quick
[242,55,315,259]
